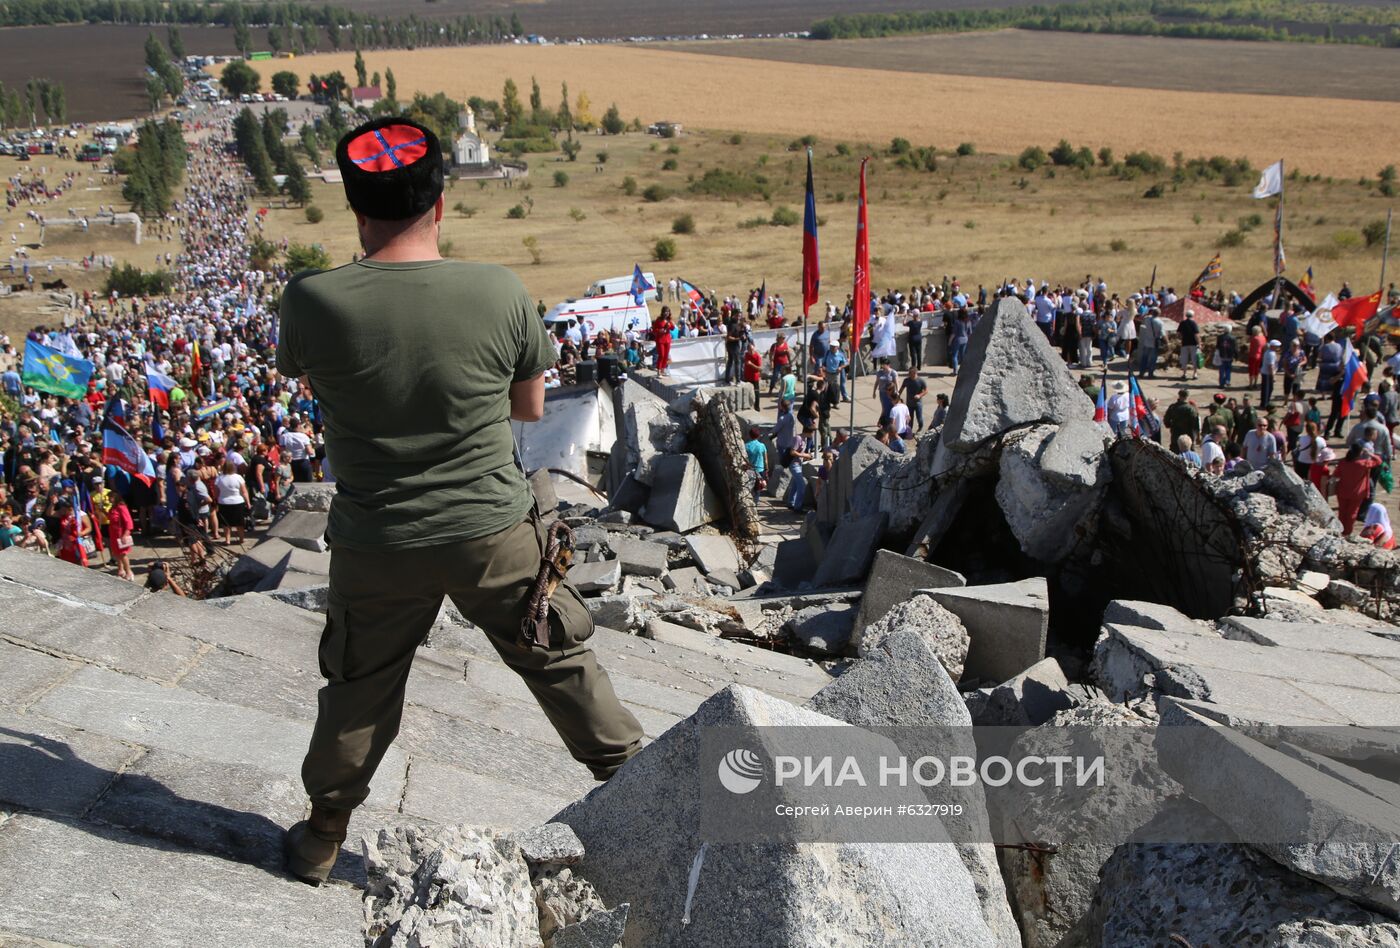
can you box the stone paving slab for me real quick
[397,705,596,803]
[0,641,76,711]
[0,813,361,947]
[1111,625,1400,695]
[175,648,320,723]
[1219,616,1400,660]
[86,749,307,872]
[401,757,576,830]
[0,709,141,817]
[4,603,205,686]
[30,665,404,812]
[1289,680,1400,727]
[0,548,146,612]
[132,592,323,670]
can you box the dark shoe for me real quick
[284,805,351,886]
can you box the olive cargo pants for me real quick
[301,515,644,809]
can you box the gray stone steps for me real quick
[0,552,839,945]
[0,813,362,946]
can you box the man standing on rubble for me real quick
[276,118,643,886]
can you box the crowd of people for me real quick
[0,108,325,586]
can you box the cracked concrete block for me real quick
[928,578,1048,684]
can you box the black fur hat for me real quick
[335,116,444,221]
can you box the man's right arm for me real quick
[510,373,545,423]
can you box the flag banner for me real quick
[195,398,233,421]
[1253,159,1284,199]
[852,157,871,352]
[1298,266,1315,300]
[102,419,156,486]
[1190,254,1221,290]
[1333,291,1383,331]
[146,367,178,410]
[1273,195,1286,276]
[1129,376,1149,435]
[629,264,653,306]
[190,341,203,385]
[1093,383,1107,425]
[22,340,95,399]
[678,279,704,314]
[1303,293,1339,338]
[801,148,821,316]
[757,280,767,309]
[51,332,83,359]
[1341,340,1368,418]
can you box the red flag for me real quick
[801,149,820,316]
[1332,291,1383,331]
[851,157,871,351]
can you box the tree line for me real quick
[809,0,1400,46]
[0,79,66,130]
[0,0,525,51]
[118,117,185,217]
[232,105,314,205]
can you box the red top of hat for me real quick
[345,124,429,173]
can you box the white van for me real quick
[543,292,651,340]
[585,272,658,302]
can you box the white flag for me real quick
[1253,159,1284,199]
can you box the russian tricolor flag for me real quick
[1341,340,1369,419]
[147,366,178,410]
[1093,380,1107,425]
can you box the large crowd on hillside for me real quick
[0,111,317,584]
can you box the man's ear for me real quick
[353,210,367,229]
[434,194,444,223]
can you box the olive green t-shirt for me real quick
[276,259,554,551]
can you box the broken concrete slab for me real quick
[769,538,817,591]
[639,454,722,534]
[851,549,966,648]
[856,593,970,681]
[994,701,1179,948]
[660,566,705,596]
[554,686,996,947]
[804,629,1018,944]
[1277,742,1400,811]
[704,568,741,593]
[227,538,330,590]
[684,534,741,576]
[610,537,667,578]
[1069,797,1400,948]
[276,480,337,513]
[929,578,1048,685]
[1219,615,1400,660]
[784,603,856,655]
[567,559,621,595]
[995,420,1110,563]
[811,512,888,588]
[939,296,1092,455]
[821,434,891,526]
[1102,599,1217,636]
[1092,623,1400,707]
[1255,457,1343,531]
[982,657,1078,727]
[1157,698,1400,919]
[264,509,329,553]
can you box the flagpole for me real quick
[1379,207,1393,302]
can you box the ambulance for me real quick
[542,272,657,339]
